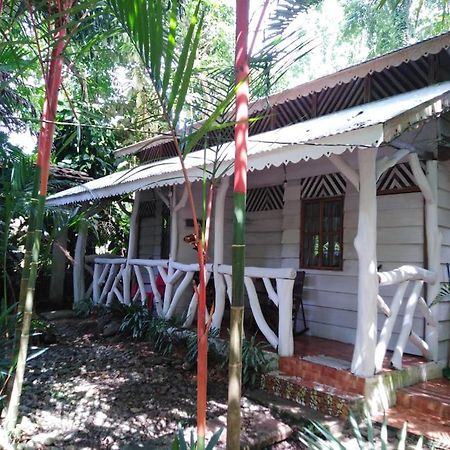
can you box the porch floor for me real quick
[290,335,427,373]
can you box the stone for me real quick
[40,310,76,320]
[30,431,59,446]
[103,320,121,337]
[18,416,38,435]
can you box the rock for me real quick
[17,443,35,450]
[18,416,38,435]
[40,310,76,320]
[103,320,121,337]
[97,313,113,330]
[30,431,59,446]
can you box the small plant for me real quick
[73,297,95,318]
[186,327,220,365]
[119,304,150,339]
[171,424,223,450]
[221,333,269,387]
[241,334,269,387]
[297,409,423,450]
[146,317,178,356]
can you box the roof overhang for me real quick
[46,82,450,206]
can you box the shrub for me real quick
[171,424,223,450]
[298,409,422,450]
[146,317,179,356]
[185,327,220,365]
[221,333,269,387]
[119,303,150,339]
[73,297,95,318]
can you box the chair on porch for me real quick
[292,270,308,335]
[253,270,308,336]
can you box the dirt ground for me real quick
[12,317,304,450]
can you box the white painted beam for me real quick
[351,148,378,377]
[329,154,359,191]
[376,149,410,180]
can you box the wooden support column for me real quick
[212,177,230,330]
[73,219,88,304]
[425,160,440,360]
[162,185,188,316]
[409,154,440,360]
[351,148,378,377]
[49,227,68,305]
[123,191,141,305]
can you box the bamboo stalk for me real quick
[5,0,73,432]
[227,1,249,448]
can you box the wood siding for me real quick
[134,155,445,357]
[438,160,450,361]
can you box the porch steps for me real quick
[259,370,365,419]
[396,378,450,421]
[374,378,450,447]
[279,356,365,395]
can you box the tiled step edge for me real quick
[373,406,450,449]
[279,357,365,395]
[397,389,450,420]
[259,371,365,419]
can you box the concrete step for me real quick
[373,405,450,449]
[259,371,365,419]
[396,378,450,422]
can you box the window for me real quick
[301,197,343,270]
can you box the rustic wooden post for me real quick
[351,148,378,377]
[212,176,230,330]
[123,191,141,304]
[162,186,188,316]
[73,219,88,303]
[93,262,101,304]
[408,154,440,360]
[49,227,68,305]
[276,277,296,356]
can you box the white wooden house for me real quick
[47,33,450,382]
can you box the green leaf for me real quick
[398,422,407,450]
[173,10,205,127]
[162,0,178,98]
[206,428,223,450]
[167,1,201,114]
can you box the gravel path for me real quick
[13,318,299,450]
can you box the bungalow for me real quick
[47,33,450,421]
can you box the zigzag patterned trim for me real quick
[377,162,421,195]
[246,184,285,212]
[301,173,347,199]
[139,200,156,219]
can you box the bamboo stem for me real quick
[5,0,72,432]
[227,1,249,448]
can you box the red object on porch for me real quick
[130,274,165,311]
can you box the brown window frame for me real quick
[300,196,344,271]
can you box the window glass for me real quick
[301,197,343,270]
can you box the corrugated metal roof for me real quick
[113,32,450,159]
[249,32,450,113]
[46,82,450,206]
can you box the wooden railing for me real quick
[375,265,437,371]
[215,265,296,356]
[89,257,297,356]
